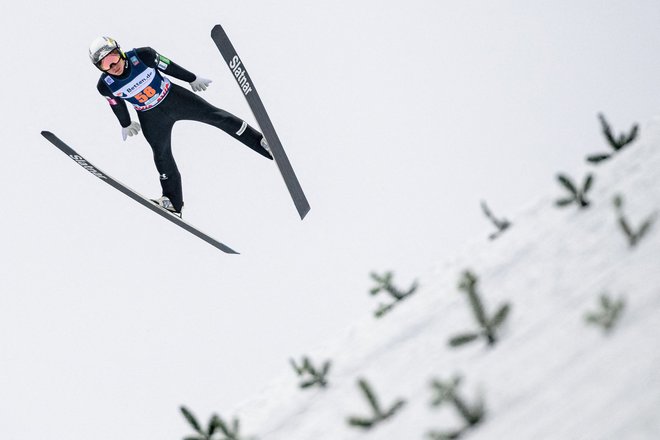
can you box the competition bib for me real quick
[102,49,171,111]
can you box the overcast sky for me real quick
[2,1,660,439]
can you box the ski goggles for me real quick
[98,50,122,72]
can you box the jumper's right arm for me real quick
[96,79,132,128]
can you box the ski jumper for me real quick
[96,47,271,212]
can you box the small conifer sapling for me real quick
[555,173,594,209]
[585,293,626,334]
[180,406,255,440]
[347,378,406,429]
[427,375,485,439]
[180,406,212,440]
[369,271,418,318]
[587,113,639,164]
[481,201,511,240]
[290,356,331,389]
[613,195,655,247]
[211,414,253,440]
[449,270,511,348]
[427,431,463,440]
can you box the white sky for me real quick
[1,1,660,438]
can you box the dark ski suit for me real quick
[96,46,271,212]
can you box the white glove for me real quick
[122,121,141,141]
[190,76,212,92]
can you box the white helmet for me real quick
[89,36,122,68]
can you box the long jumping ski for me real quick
[41,131,239,254]
[211,24,311,220]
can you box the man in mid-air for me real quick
[89,36,272,217]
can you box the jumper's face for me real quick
[99,50,125,76]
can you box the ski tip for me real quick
[211,24,224,37]
[41,130,52,137]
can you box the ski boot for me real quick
[261,137,272,158]
[151,196,182,218]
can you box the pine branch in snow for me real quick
[427,430,463,440]
[211,414,255,440]
[179,406,256,440]
[180,406,209,440]
[587,113,639,164]
[613,195,656,247]
[369,271,419,318]
[585,293,626,333]
[427,375,486,439]
[449,270,511,348]
[290,356,331,389]
[555,173,594,208]
[347,378,406,429]
[480,201,511,240]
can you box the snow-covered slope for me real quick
[220,119,660,440]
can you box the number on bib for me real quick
[135,86,157,103]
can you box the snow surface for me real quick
[221,120,660,439]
